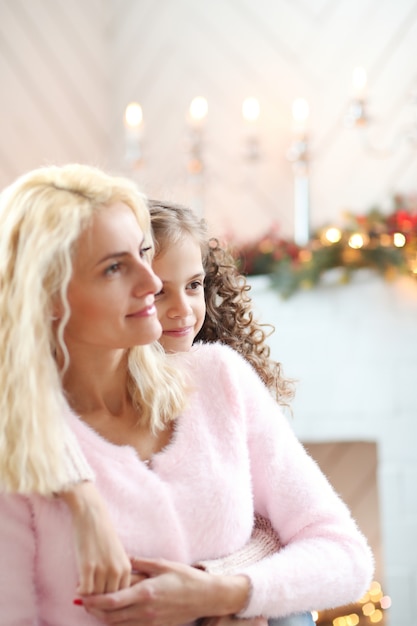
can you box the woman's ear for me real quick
[51,297,64,321]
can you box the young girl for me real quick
[149,198,294,406]
[149,199,312,626]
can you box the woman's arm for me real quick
[55,418,131,594]
[0,495,38,622]
[60,481,131,594]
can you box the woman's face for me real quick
[64,202,162,351]
[152,235,206,353]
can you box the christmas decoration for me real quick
[232,194,417,298]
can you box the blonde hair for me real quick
[0,164,186,494]
[148,200,294,406]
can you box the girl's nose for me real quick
[167,293,193,318]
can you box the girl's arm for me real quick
[195,514,281,575]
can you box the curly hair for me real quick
[0,164,186,494]
[148,200,294,406]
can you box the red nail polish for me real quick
[73,598,83,606]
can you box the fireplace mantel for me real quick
[248,270,417,626]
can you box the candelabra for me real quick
[344,67,417,158]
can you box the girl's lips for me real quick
[127,304,156,318]
[163,326,193,337]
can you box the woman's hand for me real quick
[200,618,268,626]
[80,556,251,626]
[60,481,131,594]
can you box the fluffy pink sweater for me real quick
[0,343,373,624]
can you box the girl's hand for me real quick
[59,481,131,594]
[81,556,251,626]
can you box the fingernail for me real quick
[73,598,83,606]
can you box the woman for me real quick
[0,164,373,625]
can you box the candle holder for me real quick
[344,68,417,157]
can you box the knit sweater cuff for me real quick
[196,515,281,575]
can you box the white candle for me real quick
[291,98,310,246]
[188,96,208,127]
[242,97,260,160]
[352,67,367,100]
[124,102,143,165]
[292,97,310,136]
[293,173,310,247]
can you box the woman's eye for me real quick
[104,262,121,276]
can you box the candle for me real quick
[124,102,143,165]
[242,97,260,160]
[352,67,367,100]
[242,97,260,123]
[187,97,208,215]
[290,97,310,246]
[292,97,309,136]
[188,96,208,126]
[293,173,310,247]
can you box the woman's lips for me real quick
[127,304,156,318]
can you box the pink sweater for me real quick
[0,343,373,624]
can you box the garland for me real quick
[232,194,417,298]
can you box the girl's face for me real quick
[152,235,206,353]
[64,202,162,352]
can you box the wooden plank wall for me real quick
[1,0,417,241]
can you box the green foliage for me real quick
[231,195,417,298]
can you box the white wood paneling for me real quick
[0,0,110,185]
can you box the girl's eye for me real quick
[105,262,121,276]
[188,280,203,291]
[154,287,165,298]
[140,246,153,261]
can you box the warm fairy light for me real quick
[299,249,312,262]
[380,595,392,609]
[352,66,367,98]
[324,227,342,244]
[242,97,260,122]
[311,611,319,622]
[369,609,383,623]
[393,232,406,247]
[348,233,366,249]
[409,255,417,273]
[362,602,375,616]
[124,102,143,128]
[189,96,208,122]
[380,233,392,247]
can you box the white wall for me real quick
[249,271,417,626]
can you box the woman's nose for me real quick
[133,261,162,296]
